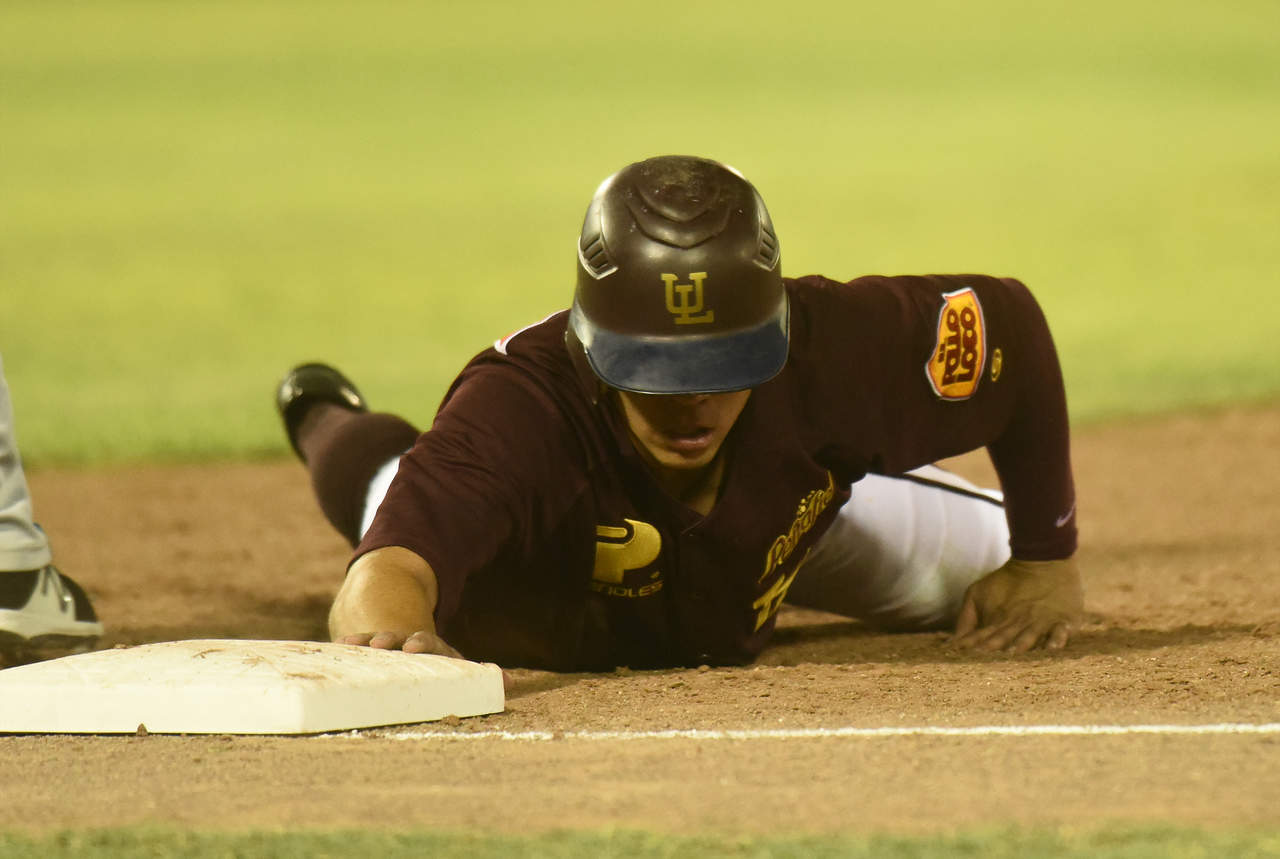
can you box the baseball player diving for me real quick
[276,155,1084,670]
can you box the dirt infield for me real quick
[2,405,1278,834]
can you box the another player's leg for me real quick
[276,363,420,546]
[786,465,1010,631]
[0,355,103,657]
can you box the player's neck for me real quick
[645,453,727,517]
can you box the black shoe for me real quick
[275,363,368,459]
[0,566,104,655]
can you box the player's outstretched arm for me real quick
[950,557,1084,652]
[329,545,462,659]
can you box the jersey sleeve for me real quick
[354,364,586,624]
[792,274,1077,560]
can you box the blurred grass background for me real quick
[3,0,1278,465]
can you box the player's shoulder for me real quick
[454,308,576,390]
[784,273,1033,354]
[786,273,1031,321]
[437,308,598,454]
[786,272,1025,296]
[491,309,571,358]
[783,274,916,323]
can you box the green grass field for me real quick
[2,1,1278,854]
[4,0,1278,465]
[2,826,1278,859]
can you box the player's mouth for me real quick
[656,427,716,456]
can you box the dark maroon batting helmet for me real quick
[567,156,789,395]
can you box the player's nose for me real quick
[666,394,712,418]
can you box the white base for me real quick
[0,639,505,735]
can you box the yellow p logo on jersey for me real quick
[593,519,661,585]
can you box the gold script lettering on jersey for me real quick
[759,472,836,584]
[926,287,986,400]
[753,473,835,630]
[661,272,715,325]
[591,519,664,598]
[753,549,812,631]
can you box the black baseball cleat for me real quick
[275,362,368,459]
[0,566,104,655]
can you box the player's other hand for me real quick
[337,630,463,660]
[950,557,1084,652]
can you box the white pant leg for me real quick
[358,455,404,541]
[0,354,53,571]
[786,465,1010,630]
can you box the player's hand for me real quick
[330,547,462,659]
[338,631,514,692]
[337,630,463,659]
[950,557,1084,652]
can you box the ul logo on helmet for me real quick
[660,273,715,325]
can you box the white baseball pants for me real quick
[0,354,53,571]
[789,465,1010,630]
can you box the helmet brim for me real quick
[569,300,789,395]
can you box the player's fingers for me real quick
[953,613,1073,653]
[952,600,1016,648]
[950,594,981,642]
[1045,621,1072,650]
[975,625,1020,651]
[1006,621,1051,653]
[336,633,374,647]
[967,612,1030,651]
[367,631,409,650]
[953,621,1006,650]
[951,621,996,649]
[402,630,463,659]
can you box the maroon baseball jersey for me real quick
[357,274,1076,670]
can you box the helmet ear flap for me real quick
[751,190,781,272]
[564,326,604,405]
[577,191,617,280]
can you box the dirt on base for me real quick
[1,405,1278,835]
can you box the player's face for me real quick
[614,389,752,472]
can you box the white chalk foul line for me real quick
[365,723,1280,742]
